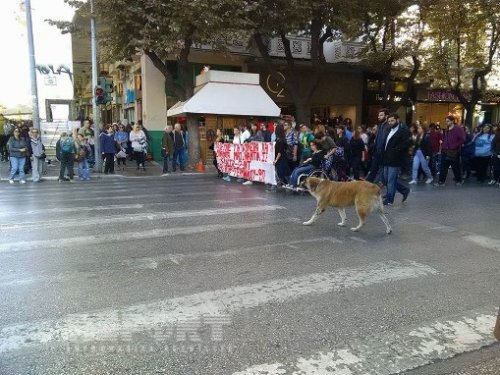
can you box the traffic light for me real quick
[104,78,113,103]
[95,86,104,105]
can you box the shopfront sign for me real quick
[427,90,471,102]
[214,142,276,185]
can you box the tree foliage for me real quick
[247,0,353,123]
[421,0,500,125]
[52,0,248,100]
[347,0,425,112]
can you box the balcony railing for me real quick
[191,35,363,64]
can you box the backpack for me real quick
[61,138,74,153]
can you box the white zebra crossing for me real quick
[0,204,286,231]
[233,308,497,375]
[0,261,437,354]
[0,216,295,253]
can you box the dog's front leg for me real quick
[303,206,325,226]
[337,208,346,227]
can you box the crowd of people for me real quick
[1,112,499,195]
[214,110,500,202]
[0,117,189,184]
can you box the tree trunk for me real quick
[186,116,200,167]
[295,101,311,126]
[463,102,475,128]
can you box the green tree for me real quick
[422,0,500,127]
[348,0,425,114]
[248,0,351,124]
[52,0,246,166]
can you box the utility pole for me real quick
[24,0,40,130]
[90,0,102,171]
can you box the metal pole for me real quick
[25,0,40,130]
[90,0,102,171]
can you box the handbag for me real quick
[116,150,127,158]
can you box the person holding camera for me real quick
[28,127,46,182]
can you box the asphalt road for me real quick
[0,174,499,375]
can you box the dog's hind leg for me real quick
[375,195,392,234]
[303,205,326,226]
[337,208,347,227]
[351,206,367,232]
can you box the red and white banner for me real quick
[214,142,276,185]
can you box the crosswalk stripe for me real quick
[0,197,268,217]
[463,234,500,252]
[233,308,496,375]
[0,236,340,286]
[0,204,285,231]
[0,190,248,205]
[0,216,293,253]
[0,186,226,201]
[233,308,497,375]
[0,261,437,354]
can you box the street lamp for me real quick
[24,0,41,130]
[90,0,102,171]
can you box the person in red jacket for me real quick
[435,116,466,186]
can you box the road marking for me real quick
[0,197,267,217]
[403,219,458,233]
[0,216,291,254]
[0,261,437,353]
[0,236,339,287]
[463,235,500,252]
[0,203,145,216]
[349,236,367,243]
[0,205,285,231]
[233,308,497,375]
[128,237,344,267]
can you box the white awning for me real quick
[167,81,281,118]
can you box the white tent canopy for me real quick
[167,71,280,118]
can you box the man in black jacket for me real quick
[366,108,390,183]
[382,113,411,205]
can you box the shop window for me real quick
[367,79,380,91]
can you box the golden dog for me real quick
[302,177,392,234]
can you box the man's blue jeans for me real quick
[383,166,409,204]
[9,156,26,181]
[173,148,186,171]
[163,156,171,173]
[289,164,313,186]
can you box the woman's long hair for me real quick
[275,123,286,142]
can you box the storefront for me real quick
[362,76,411,126]
[415,89,466,126]
[248,65,363,126]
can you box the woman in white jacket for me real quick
[129,123,147,170]
[29,128,45,182]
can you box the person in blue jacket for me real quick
[100,124,116,174]
[473,124,493,183]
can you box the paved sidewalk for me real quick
[0,159,216,181]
